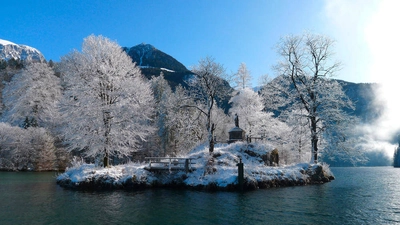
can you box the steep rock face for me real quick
[0,39,45,62]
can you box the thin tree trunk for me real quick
[103,111,112,167]
[103,149,109,167]
[311,117,318,164]
[209,123,215,153]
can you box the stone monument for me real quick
[228,114,246,143]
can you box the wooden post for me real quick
[185,159,189,173]
[237,158,244,191]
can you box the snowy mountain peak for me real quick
[0,39,45,62]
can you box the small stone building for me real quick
[228,127,246,143]
[228,114,246,143]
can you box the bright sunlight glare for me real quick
[365,0,400,156]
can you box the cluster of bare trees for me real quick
[0,33,363,170]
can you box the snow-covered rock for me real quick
[57,142,334,191]
[0,39,45,62]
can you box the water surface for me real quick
[1,167,399,224]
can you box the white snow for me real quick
[20,44,40,52]
[160,68,175,73]
[0,39,17,46]
[0,39,45,61]
[138,65,175,73]
[57,142,333,190]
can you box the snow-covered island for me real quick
[57,142,334,191]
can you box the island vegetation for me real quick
[0,33,364,190]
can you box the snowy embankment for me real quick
[57,143,334,191]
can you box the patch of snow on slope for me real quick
[160,68,175,73]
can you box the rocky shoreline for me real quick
[56,163,334,191]
[57,143,335,191]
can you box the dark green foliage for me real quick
[0,59,7,70]
[23,116,38,129]
[394,147,400,167]
[6,58,24,70]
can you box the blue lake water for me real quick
[1,167,400,225]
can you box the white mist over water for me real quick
[325,0,400,158]
[364,0,400,156]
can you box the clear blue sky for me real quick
[1,0,397,85]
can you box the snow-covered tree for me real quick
[264,33,355,163]
[229,88,270,135]
[149,73,174,156]
[210,105,231,143]
[233,62,252,89]
[188,56,229,153]
[25,127,57,171]
[0,123,57,171]
[150,73,227,157]
[166,85,207,155]
[59,35,154,167]
[229,88,291,159]
[258,74,271,87]
[278,109,311,163]
[2,62,61,129]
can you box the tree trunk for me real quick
[209,123,215,154]
[103,150,109,168]
[103,111,112,167]
[311,117,318,164]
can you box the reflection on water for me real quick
[1,168,400,224]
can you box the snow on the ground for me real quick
[57,142,334,190]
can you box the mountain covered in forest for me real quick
[337,80,380,122]
[123,43,193,89]
[0,39,45,62]
[124,43,233,111]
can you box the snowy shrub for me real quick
[68,156,86,170]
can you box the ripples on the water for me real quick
[1,167,400,225]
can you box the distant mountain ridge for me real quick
[123,43,193,89]
[123,43,188,72]
[0,39,45,62]
[123,43,233,112]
